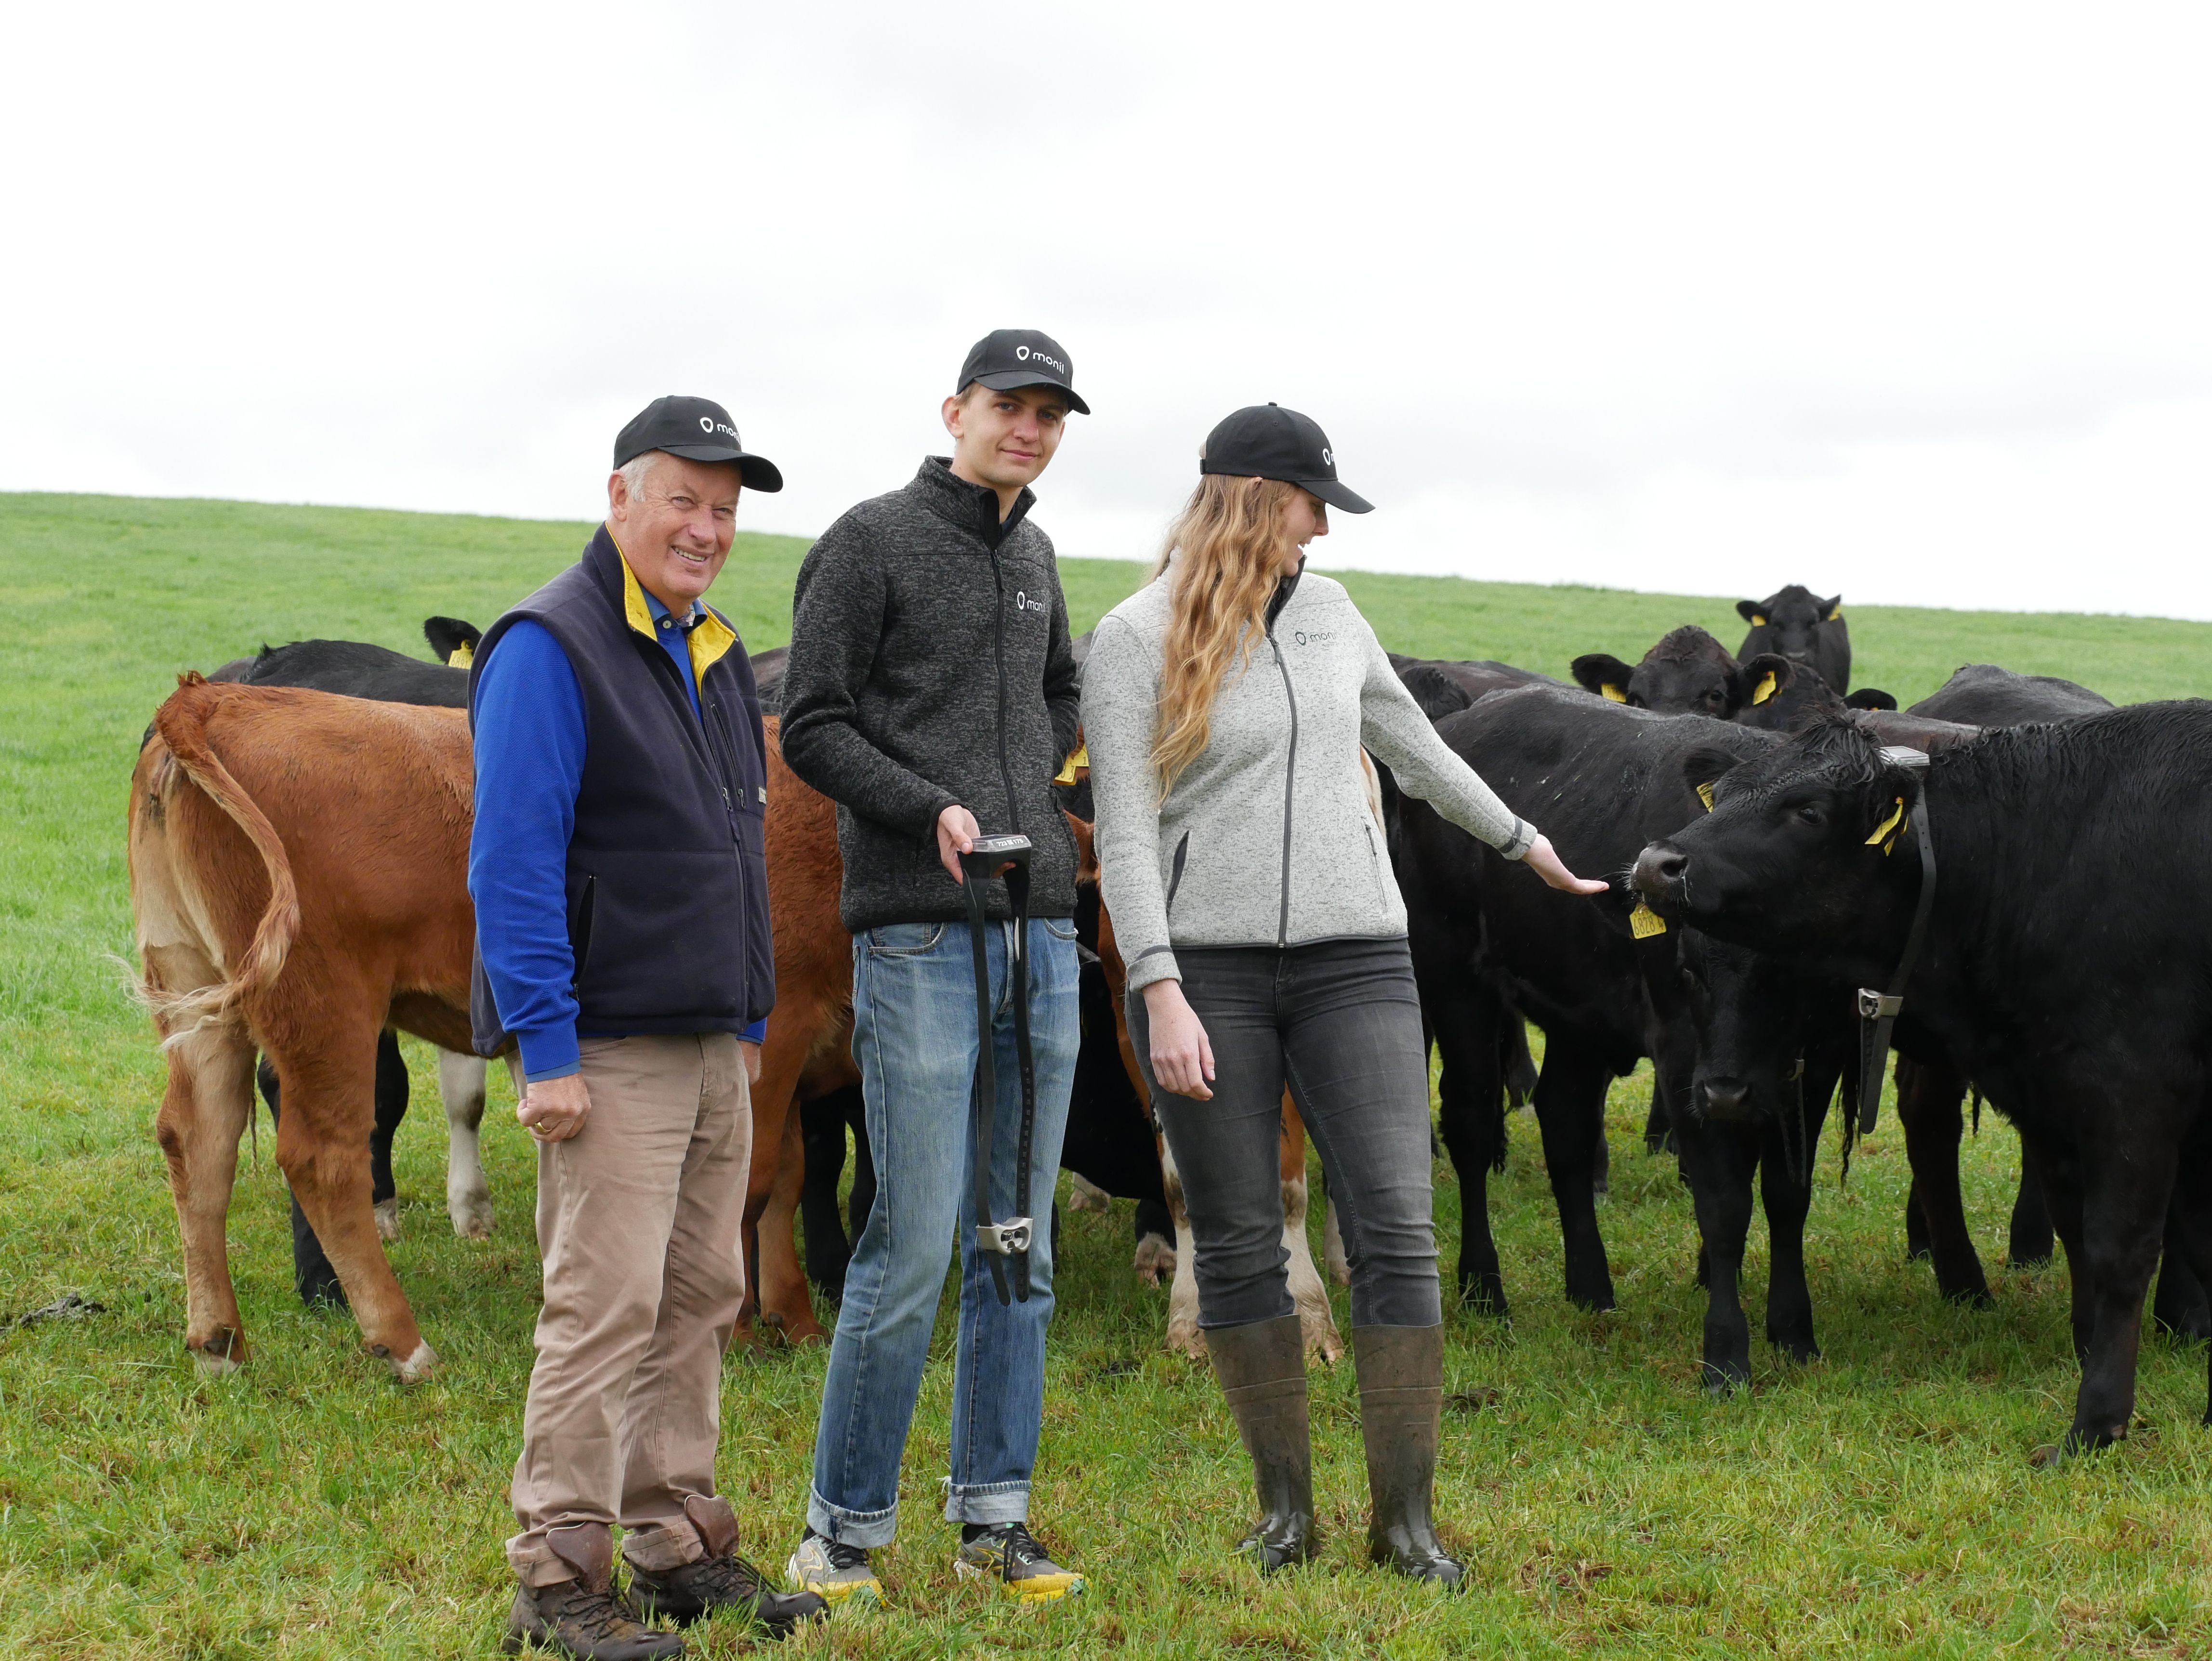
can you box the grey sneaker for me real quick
[784,1528,882,1607]
[953,1522,1087,1603]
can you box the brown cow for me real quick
[131,676,477,1379]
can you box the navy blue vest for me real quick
[470,527,772,1049]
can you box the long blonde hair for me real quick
[1149,474,1302,796]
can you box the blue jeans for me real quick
[806,915,1080,1547]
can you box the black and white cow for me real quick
[1736,586,1850,693]
[1633,707,2212,1456]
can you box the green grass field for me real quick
[3,490,2209,1658]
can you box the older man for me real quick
[471,397,825,1657]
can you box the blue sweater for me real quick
[471,589,769,1081]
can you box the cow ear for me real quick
[1735,599,1765,625]
[1738,652,1792,708]
[1571,654,1635,702]
[1681,745,1744,807]
[1844,686,1898,712]
[1822,594,1844,622]
[424,616,483,668]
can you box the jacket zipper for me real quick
[990,547,1021,841]
[1267,626,1298,948]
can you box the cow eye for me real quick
[1795,803,1825,826]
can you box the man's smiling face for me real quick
[606,452,742,608]
[942,382,1069,496]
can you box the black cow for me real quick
[1633,707,2212,1456]
[1736,585,1849,692]
[1394,686,1810,1351]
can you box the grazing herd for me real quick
[127,584,2212,1462]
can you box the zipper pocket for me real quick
[1164,831,1191,915]
[569,875,597,999]
[1364,822,1390,908]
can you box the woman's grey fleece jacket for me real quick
[1081,568,1536,994]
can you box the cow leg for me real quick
[1894,1058,1992,1306]
[800,1087,856,1299]
[1905,1173,1932,1261]
[271,1026,434,1381]
[369,1029,408,1241]
[2151,1193,2211,1343]
[156,1021,259,1371]
[1591,1094,1611,1202]
[2009,1135,2055,1268]
[1759,1121,1820,1365]
[1133,1197,1175,1284]
[1675,1121,1757,1391]
[2039,1147,2094,1362]
[756,1103,820,1343]
[1160,1136,1205,1358]
[260,1055,346,1309]
[846,1086,877,1244]
[1643,1077,1675,1156]
[436,1048,493,1239]
[1321,1179,1351,1289]
[2159,1133,2212,1423]
[1427,980,1509,1317]
[738,1017,811,1344]
[1531,1041,1616,1312]
[1278,1108,1343,1363]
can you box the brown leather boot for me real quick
[1206,1315,1316,1573]
[627,1494,828,1637]
[1352,1324,1465,1587]
[502,1521,684,1660]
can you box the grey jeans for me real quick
[1129,935,1442,1330]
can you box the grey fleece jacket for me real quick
[780,458,1082,933]
[1082,568,1536,992]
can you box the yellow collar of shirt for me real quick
[610,531,739,683]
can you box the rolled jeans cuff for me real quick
[806,1484,899,1550]
[943,1478,1030,1527]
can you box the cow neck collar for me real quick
[914,456,1036,548]
[1856,749,1937,1138]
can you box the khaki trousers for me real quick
[506,1033,752,1585]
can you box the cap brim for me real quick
[660,444,785,493]
[969,370,1090,415]
[1302,477,1374,514]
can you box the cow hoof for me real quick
[449,1194,495,1239]
[2028,1442,2068,1469]
[1164,1320,1205,1359]
[1132,1234,1176,1284]
[373,1340,439,1384]
[190,1331,247,1375]
[1067,1174,1112,1213]
[1306,1330,1345,1366]
[374,1199,402,1242]
[1701,1365,1747,1398]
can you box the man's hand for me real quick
[518,1072,591,1143]
[1525,833,1609,895]
[1143,978,1215,1101]
[739,1040,762,1086]
[936,803,980,883]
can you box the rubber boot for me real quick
[502,1522,684,1659]
[1352,1324,1465,1587]
[1205,1314,1315,1572]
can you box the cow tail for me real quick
[152,673,301,1030]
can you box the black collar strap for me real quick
[1858,748,1935,1135]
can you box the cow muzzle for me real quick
[1698,1077,1756,1124]
[1632,844,1688,905]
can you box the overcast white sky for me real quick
[4,3,2208,615]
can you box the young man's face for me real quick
[942,383,1069,493]
[606,453,742,608]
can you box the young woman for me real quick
[1081,405,1603,1586]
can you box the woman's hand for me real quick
[1143,978,1215,1101]
[1525,833,1608,895]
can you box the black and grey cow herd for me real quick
[228,584,2210,1463]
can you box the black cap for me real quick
[613,396,784,493]
[1198,404,1372,514]
[955,329,1089,415]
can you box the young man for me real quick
[777,331,1090,1605]
[472,397,826,1657]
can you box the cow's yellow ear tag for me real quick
[1827,604,1843,621]
[1866,796,1905,851]
[1601,683,1628,703]
[1696,781,1716,811]
[1630,901,1669,939]
[447,643,474,668]
[1751,672,1777,705]
[1751,613,1767,628]
[1053,741,1090,786]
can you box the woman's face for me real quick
[1280,490,1329,566]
